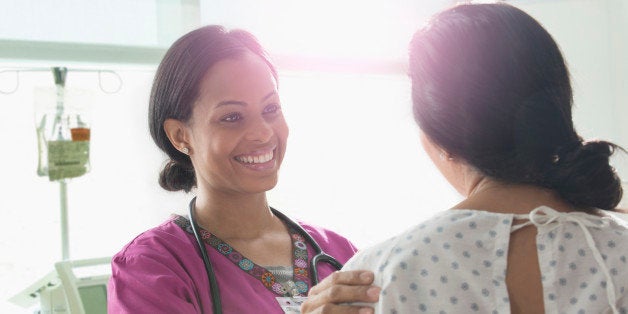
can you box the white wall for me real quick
[608,0,628,207]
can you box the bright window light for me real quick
[200,0,451,61]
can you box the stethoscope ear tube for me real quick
[189,197,223,314]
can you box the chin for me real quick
[245,177,279,194]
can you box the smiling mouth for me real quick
[234,149,275,164]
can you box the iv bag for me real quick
[34,87,92,181]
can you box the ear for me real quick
[163,119,191,154]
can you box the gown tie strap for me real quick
[512,206,618,314]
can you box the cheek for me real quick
[280,121,289,140]
[421,140,440,166]
[193,130,231,163]
[275,118,289,142]
[208,136,234,161]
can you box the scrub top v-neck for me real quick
[108,214,358,313]
[173,215,311,297]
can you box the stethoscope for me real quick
[188,197,343,314]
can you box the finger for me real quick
[321,284,380,304]
[309,270,375,296]
[302,303,374,314]
[302,285,380,312]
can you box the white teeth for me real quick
[236,150,274,164]
[262,151,272,162]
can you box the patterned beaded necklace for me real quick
[173,215,311,297]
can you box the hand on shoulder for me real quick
[301,270,379,314]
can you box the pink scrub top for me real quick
[108,214,357,313]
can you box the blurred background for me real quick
[0,0,626,312]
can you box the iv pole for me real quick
[1,66,122,262]
[52,67,70,261]
[4,66,124,313]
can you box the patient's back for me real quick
[343,208,628,313]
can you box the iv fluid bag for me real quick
[34,87,92,181]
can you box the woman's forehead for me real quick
[197,53,278,104]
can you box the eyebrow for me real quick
[215,91,278,108]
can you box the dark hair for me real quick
[149,25,278,192]
[409,3,623,211]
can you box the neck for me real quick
[192,187,279,240]
[453,178,576,215]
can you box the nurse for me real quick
[107,25,359,313]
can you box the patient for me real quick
[304,2,628,313]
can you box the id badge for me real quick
[276,296,307,314]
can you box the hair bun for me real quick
[549,140,623,210]
[159,160,196,192]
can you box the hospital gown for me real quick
[343,206,628,313]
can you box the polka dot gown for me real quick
[344,207,628,313]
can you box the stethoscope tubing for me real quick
[189,198,223,314]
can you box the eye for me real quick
[263,103,281,114]
[220,112,243,122]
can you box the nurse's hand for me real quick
[301,270,380,314]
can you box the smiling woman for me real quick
[107,25,357,313]
[161,53,287,195]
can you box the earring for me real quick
[181,147,189,155]
[439,151,453,161]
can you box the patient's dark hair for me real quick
[149,25,277,192]
[409,3,623,211]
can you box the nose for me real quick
[245,116,273,142]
